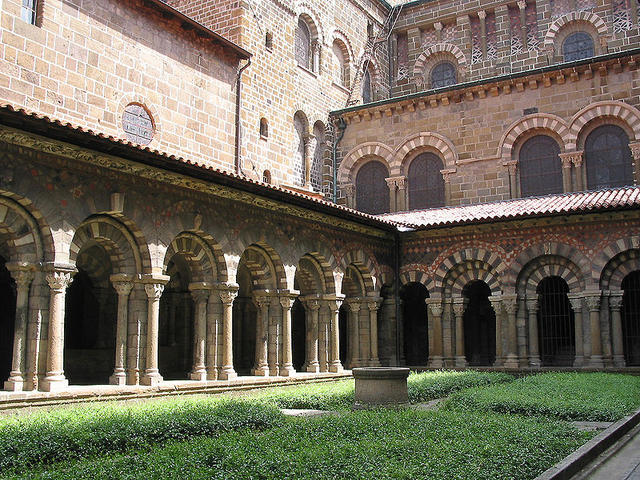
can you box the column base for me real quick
[329,361,343,373]
[252,366,270,376]
[109,371,127,386]
[503,355,519,369]
[280,365,296,377]
[305,363,320,373]
[207,371,219,381]
[428,356,444,369]
[613,355,626,367]
[40,374,69,392]
[455,356,467,368]
[573,356,584,368]
[190,370,207,381]
[141,370,163,386]
[3,374,25,392]
[219,367,237,380]
[529,356,541,368]
[368,359,381,367]
[588,355,604,368]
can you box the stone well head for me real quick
[352,367,410,408]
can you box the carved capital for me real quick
[489,297,504,314]
[190,288,211,305]
[279,295,294,310]
[568,295,583,312]
[304,298,321,311]
[502,297,518,315]
[348,301,361,313]
[46,270,74,292]
[584,294,601,312]
[343,183,355,197]
[516,1,526,10]
[367,299,381,312]
[434,21,443,31]
[629,142,640,161]
[219,289,238,305]
[427,300,443,317]
[440,168,456,184]
[452,299,465,316]
[559,151,583,168]
[525,299,538,313]
[609,292,624,311]
[253,295,271,310]
[478,9,487,19]
[145,283,165,300]
[8,266,35,289]
[113,281,134,297]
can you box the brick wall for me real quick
[0,0,241,171]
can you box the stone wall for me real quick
[0,0,241,171]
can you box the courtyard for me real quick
[1,370,639,479]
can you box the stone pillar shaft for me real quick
[252,295,270,376]
[368,300,381,366]
[305,299,321,373]
[190,287,210,381]
[142,280,167,386]
[4,266,34,391]
[501,296,519,368]
[329,299,343,373]
[452,300,466,367]
[427,300,444,368]
[609,293,626,367]
[526,299,541,367]
[568,295,585,367]
[110,276,133,386]
[585,294,604,367]
[280,295,296,376]
[219,286,238,380]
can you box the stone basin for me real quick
[352,367,410,408]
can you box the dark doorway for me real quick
[292,298,306,371]
[339,304,348,365]
[400,282,429,365]
[159,257,194,380]
[232,264,256,375]
[0,255,16,385]
[622,271,640,366]
[537,276,575,366]
[463,281,496,366]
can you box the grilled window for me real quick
[408,153,445,210]
[537,276,575,366]
[362,67,372,104]
[431,62,456,88]
[585,125,634,190]
[462,281,496,366]
[355,161,389,214]
[519,135,563,197]
[622,271,640,366]
[21,0,38,25]
[295,19,311,69]
[562,32,594,61]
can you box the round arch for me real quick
[413,43,467,88]
[570,101,640,150]
[391,132,457,175]
[499,113,570,161]
[338,142,393,185]
[516,255,585,296]
[544,11,608,53]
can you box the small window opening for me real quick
[21,0,39,25]
[263,170,272,184]
[265,32,273,50]
[260,118,269,138]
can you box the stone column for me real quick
[504,161,518,198]
[109,275,133,386]
[4,265,34,391]
[517,1,527,49]
[41,267,75,392]
[219,286,238,380]
[526,299,541,367]
[559,153,574,192]
[343,184,356,209]
[609,292,626,367]
[206,294,220,380]
[585,293,604,368]
[478,10,488,58]
[367,299,381,366]
[395,177,408,212]
[441,170,455,206]
[630,142,640,185]
[252,294,270,376]
[142,278,168,386]
[490,296,504,367]
[348,301,361,368]
[279,294,296,376]
[502,296,519,368]
[303,134,316,189]
[426,299,444,368]
[318,306,329,372]
[189,285,210,381]
[572,151,585,191]
[568,295,585,367]
[328,298,344,373]
[385,177,398,213]
[452,299,467,367]
[304,298,321,373]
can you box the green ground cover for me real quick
[1,371,635,479]
[10,410,592,480]
[446,372,640,421]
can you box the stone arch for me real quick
[295,250,337,295]
[330,30,354,65]
[499,113,571,160]
[570,101,640,149]
[340,249,377,295]
[295,3,324,44]
[429,248,506,295]
[413,43,467,88]
[442,260,503,298]
[392,132,458,175]
[399,269,430,288]
[517,255,585,296]
[69,215,148,276]
[0,193,50,264]
[295,253,332,295]
[238,243,288,291]
[600,249,640,291]
[338,142,393,185]
[163,232,226,284]
[544,11,608,52]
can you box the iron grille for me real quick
[519,135,563,197]
[622,271,640,366]
[537,277,575,366]
[356,161,390,214]
[585,125,634,190]
[408,153,445,210]
[463,281,496,366]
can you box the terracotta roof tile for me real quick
[380,187,640,229]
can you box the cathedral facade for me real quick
[0,0,638,395]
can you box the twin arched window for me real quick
[408,153,445,209]
[519,135,563,197]
[562,32,594,62]
[431,62,456,89]
[585,125,634,189]
[355,161,389,214]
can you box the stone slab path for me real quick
[573,423,640,479]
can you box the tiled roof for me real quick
[380,187,640,229]
[0,104,397,229]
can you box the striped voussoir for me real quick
[338,142,394,185]
[500,113,571,159]
[390,131,457,175]
[543,11,607,49]
[164,232,220,284]
[517,255,584,295]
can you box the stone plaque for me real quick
[122,103,154,145]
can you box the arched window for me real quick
[293,113,307,187]
[259,118,268,138]
[431,62,456,88]
[311,122,325,191]
[295,19,311,69]
[355,161,389,214]
[463,281,496,366]
[622,271,640,366]
[537,276,575,367]
[562,32,594,61]
[263,170,271,184]
[519,135,563,197]
[408,153,445,210]
[585,125,633,190]
[400,282,429,365]
[362,66,372,103]
[332,41,349,87]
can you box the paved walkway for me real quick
[574,423,640,479]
